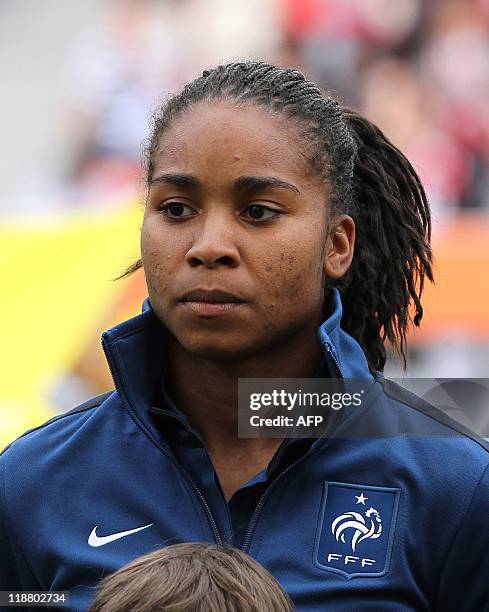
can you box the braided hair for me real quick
[119,61,434,372]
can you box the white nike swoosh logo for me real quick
[88,523,153,547]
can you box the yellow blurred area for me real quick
[0,202,142,449]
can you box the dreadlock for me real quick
[117,60,434,372]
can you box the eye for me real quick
[244,204,281,221]
[159,201,196,219]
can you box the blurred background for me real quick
[1,0,489,448]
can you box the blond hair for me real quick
[89,542,294,612]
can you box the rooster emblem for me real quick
[331,507,382,552]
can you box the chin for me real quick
[178,333,257,363]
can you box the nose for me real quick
[185,212,240,269]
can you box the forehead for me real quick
[153,100,320,187]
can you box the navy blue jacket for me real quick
[1,289,489,611]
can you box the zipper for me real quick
[101,335,224,545]
[241,456,305,553]
[324,342,344,378]
[184,475,223,545]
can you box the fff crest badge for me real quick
[314,482,400,579]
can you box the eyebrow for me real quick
[234,175,300,195]
[150,173,300,194]
[150,173,199,188]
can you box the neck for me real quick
[164,322,325,456]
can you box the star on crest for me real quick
[355,492,368,505]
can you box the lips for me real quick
[178,289,246,317]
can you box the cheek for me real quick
[140,225,182,297]
[259,235,325,307]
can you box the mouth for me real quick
[178,289,246,317]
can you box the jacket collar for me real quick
[101,288,373,432]
[318,288,374,379]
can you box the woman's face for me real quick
[141,100,351,361]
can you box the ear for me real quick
[323,215,355,279]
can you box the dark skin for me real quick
[141,100,355,500]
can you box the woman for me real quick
[1,61,488,611]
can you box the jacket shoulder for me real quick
[0,391,114,457]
